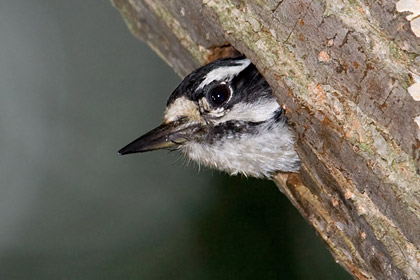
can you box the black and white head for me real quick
[119,56,300,178]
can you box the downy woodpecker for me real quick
[119,56,300,178]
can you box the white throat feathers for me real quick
[181,98,300,178]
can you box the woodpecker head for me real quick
[119,56,300,178]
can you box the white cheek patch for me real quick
[197,58,251,90]
[214,98,280,124]
[163,96,202,123]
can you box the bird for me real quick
[118,56,301,178]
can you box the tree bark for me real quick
[111,0,420,279]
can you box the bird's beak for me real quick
[118,120,201,155]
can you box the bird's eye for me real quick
[207,84,231,107]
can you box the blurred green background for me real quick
[0,1,351,279]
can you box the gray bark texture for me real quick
[111,0,420,279]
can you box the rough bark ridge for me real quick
[111,0,420,279]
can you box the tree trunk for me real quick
[111,0,420,279]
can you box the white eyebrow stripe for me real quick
[214,98,280,124]
[197,58,251,90]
